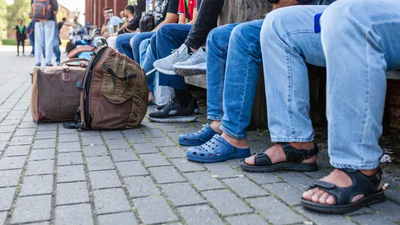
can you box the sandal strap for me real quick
[309,168,383,205]
[253,143,318,166]
[254,150,273,166]
[280,143,319,163]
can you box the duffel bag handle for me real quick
[60,58,89,67]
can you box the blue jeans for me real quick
[206,20,263,139]
[54,26,61,65]
[321,0,400,170]
[260,1,399,170]
[116,33,136,59]
[29,34,34,55]
[131,32,155,62]
[261,6,327,145]
[151,24,193,90]
[139,38,155,92]
[34,20,55,66]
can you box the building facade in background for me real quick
[85,0,128,28]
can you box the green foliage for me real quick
[7,0,32,30]
[0,0,7,41]
[2,38,17,45]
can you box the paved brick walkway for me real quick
[0,46,399,225]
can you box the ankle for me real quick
[360,167,380,176]
[221,133,249,148]
[290,142,315,150]
[209,121,222,134]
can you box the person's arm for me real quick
[187,8,197,25]
[152,13,179,31]
[152,0,179,31]
[51,0,59,12]
[178,14,186,24]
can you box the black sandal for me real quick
[301,168,386,214]
[239,143,319,172]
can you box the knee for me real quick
[206,26,229,49]
[321,0,367,38]
[261,7,294,41]
[157,24,172,38]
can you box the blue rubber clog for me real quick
[179,124,218,146]
[186,134,250,163]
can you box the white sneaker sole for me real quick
[155,67,177,75]
[148,115,197,123]
[153,61,176,75]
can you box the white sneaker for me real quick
[173,48,206,76]
[153,44,191,75]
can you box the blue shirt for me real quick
[107,16,123,31]
[26,20,35,35]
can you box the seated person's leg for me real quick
[186,20,265,162]
[115,33,136,59]
[131,32,155,62]
[239,5,328,172]
[178,23,240,146]
[106,36,118,49]
[147,24,197,123]
[302,0,400,213]
[154,0,225,75]
[139,38,155,102]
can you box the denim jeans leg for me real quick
[34,22,45,66]
[321,0,400,170]
[140,38,155,92]
[29,34,34,55]
[260,5,327,143]
[206,23,238,121]
[116,33,136,59]
[219,20,263,139]
[155,24,192,90]
[131,32,155,62]
[54,26,61,65]
[44,20,55,65]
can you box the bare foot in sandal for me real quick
[239,142,318,172]
[301,168,385,214]
[303,168,383,205]
[245,142,317,165]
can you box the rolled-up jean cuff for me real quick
[271,137,314,143]
[207,115,222,121]
[330,161,380,170]
[220,125,247,140]
[184,38,202,51]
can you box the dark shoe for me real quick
[45,64,53,67]
[179,124,218,146]
[301,168,386,214]
[157,98,200,114]
[149,98,196,123]
[239,143,319,172]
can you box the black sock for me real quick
[174,89,193,108]
[184,43,194,54]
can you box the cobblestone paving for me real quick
[0,46,399,225]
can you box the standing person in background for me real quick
[26,14,35,57]
[15,19,27,57]
[31,0,59,66]
[53,17,66,66]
